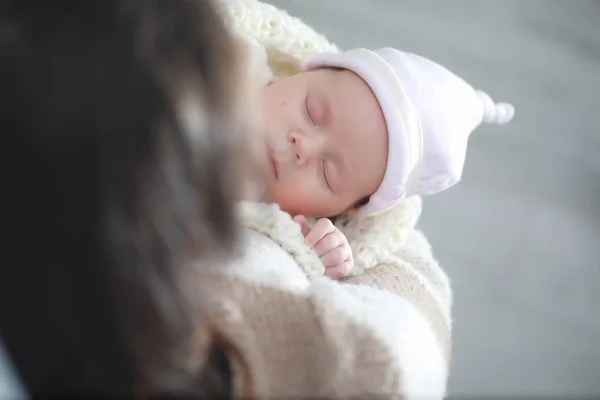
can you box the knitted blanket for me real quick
[188,1,453,398]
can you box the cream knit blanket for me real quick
[219,0,424,277]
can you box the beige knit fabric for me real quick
[196,270,403,398]
[190,214,450,398]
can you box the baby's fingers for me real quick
[312,231,345,257]
[304,218,335,247]
[325,259,353,280]
[293,214,311,237]
[321,245,351,269]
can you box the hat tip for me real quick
[476,90,515,125]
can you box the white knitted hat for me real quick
[302,48,515,216]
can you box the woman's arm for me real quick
[193,228,451,399]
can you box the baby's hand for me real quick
[293,215,354,280]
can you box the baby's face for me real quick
[261,68,388,217]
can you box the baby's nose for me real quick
[289,131,315,166]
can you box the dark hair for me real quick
[0,0,244,396]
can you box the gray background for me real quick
[266,0,600,397]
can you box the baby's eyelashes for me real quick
[321,159,332,190]
[305,93,316,127]
[306,92,326,129]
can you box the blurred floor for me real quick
[266,0,600,397]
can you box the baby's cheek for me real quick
[271,184,319,215]
[272,188,310,215]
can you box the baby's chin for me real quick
[267,190,302,216]
[269,192,339,218]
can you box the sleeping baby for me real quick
[247,47,515,279]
